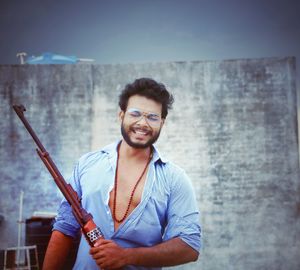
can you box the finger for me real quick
[90,246,101,255]
[94,239,113,246]
[97,259,110,270]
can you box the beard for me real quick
[121,121,161,149]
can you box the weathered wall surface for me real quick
[0,58,299,270]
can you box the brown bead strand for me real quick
[112,145,153,223]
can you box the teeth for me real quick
[133,128,149,135]
[135,130,147,135]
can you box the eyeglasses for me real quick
[125,108,162,126]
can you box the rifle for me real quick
[12,104,103,247]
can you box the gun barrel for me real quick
[13,104,104,246]
[13,105,47,152]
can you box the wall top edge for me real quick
[0,56,296,68]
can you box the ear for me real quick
[118,110,125,123]
[160,118,165,128]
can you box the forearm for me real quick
[125,237,199,267]
[42,230,74,270]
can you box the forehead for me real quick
[127,95,162,114]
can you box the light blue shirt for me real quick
[53,141,201,270]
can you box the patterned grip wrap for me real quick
[86,227,103,243]
[83,219,103,246]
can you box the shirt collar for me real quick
[100,140,168,164]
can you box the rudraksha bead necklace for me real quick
[112,144,153,223]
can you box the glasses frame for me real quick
[125,108,162,127]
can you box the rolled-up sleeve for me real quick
[52,161,81,238]
[162,169,202,252]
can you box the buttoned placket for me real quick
[105,151,118,236]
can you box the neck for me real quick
[119,140,151,161]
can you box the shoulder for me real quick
[158,160,185,177]
[78,149,105,164]
[152,145,185,178]
[153,145,189,185]
[76,142,117,172]
[156,159,192,191]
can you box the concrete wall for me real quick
[0,58,299,270]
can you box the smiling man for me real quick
[43,78,201,270]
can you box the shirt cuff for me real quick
[163,214,202,251]
[53,220,80,239]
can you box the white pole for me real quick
[16,52,27,64]
[16,190,24,266]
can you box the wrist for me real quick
[123,247,136,265]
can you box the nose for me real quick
[136,114,149,126]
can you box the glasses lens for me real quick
[147,114,160,122]
[128,109,142,118]
[126,108,161,126]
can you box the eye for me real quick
[147,114,160,122]
[129,110,142,118]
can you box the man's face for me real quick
[120,95,164,149]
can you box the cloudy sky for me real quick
[0,0,299,66]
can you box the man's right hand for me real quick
[90,238,128,269]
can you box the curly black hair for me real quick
[118,78,174,119]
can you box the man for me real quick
[43,78,201,270]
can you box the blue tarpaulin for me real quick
[26,52,78,64]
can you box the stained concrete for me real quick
[0,58,299,270]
